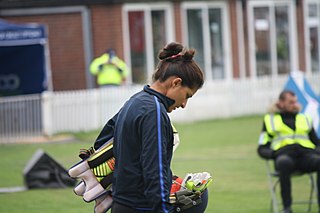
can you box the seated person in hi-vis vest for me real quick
[257,90,320,213]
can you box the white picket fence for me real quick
[0,94,42,143]
[0,74,319,143]
[41,86,142,135]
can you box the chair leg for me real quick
[266,161,280,213]
[265,161,316,213]
[306,174,315,213]
[268,175,280,213]
[273,180,280,213]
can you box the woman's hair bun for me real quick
[153,42,203,89]
[158,42,184,60]
[158,42,195,62]
[182,49,195,61]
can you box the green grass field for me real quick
[0,115,317,213]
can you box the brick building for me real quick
[1,0,319,91]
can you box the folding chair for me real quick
[265,160,316,213]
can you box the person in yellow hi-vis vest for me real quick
[90,49,129,87]
[257,90,320,213]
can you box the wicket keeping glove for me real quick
[182,172,212,193]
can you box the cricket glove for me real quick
[68,138,114,203]
[169,172,212,212]
[79,146,95,160]
[182,172,212,193]
[170,189,202,212]
[94,191,113,213]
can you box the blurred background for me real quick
[0,0,320,212]
[1,0,320,142]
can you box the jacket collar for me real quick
[144,85,175,112]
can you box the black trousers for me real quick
[275,152,320,209]
[111,189,208,213]
[111,202,145,213]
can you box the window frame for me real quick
[247,0,298,79]
[304,0,320,75]
[181,1,232,82]
[122,3,175,84]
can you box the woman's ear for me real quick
[171,77,182,88]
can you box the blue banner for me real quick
[284,72,320,138]
[0,20,46,44]
[0,20,47,96]
[0,45,46,96]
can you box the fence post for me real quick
[41,91,53,136]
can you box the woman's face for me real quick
[166,78,198,113]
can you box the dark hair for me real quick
[279,90,296,101]
[106,48,116,57]
[152,42,204,89]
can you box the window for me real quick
[182,2,231,81]
[254,7,272,76]
[123,4,174,84]
[248,0,297,77]
[305,0,320,74]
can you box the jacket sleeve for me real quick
[113,57,129,78]
[93,113,118,150]
[90,54,107,75]
[257,122,275,159]
[309,127,320,146]
[139,107,172,212]
[257,143,275,159]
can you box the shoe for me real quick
[282,207,292,213]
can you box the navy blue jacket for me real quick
[94,85,175,212]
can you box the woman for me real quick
[94,42,205,212]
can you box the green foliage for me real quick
[0,115,317,212]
